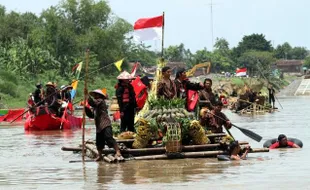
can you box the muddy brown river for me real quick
[0,97,309,189]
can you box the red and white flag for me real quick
[236,67,247,77]
[130,62,139,77]
[133,15,163,41]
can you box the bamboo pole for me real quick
[99,141,249,156]
[82,49,90,162]
[132,148,269,161]
[61,141,249,155]
[62,146,82,151]
[115,133,228,144]
[85,143,98,158]
[161,12,165,58]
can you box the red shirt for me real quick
[269,141,295,149]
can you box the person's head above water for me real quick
[278,134,288,146]
[229,141,241,156]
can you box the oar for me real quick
[207,110,262,142]
[60,101,69,130]
[274,95,283,109]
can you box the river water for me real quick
[0,97,309,190]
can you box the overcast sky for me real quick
[1,0,309,52]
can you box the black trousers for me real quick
[120,106,135,133]
[269,95,275,105]
[96,126,116,150]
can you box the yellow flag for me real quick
[101,88,107,96]
[114,58,124,72]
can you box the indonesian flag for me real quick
[236,67,247,77]
[133,15,163,41]
[130,62,139,77]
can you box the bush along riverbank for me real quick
[0,70,297,109]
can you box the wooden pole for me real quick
[131,148,269,161]
[161,11,165,58]
[61,141,249,154]
[95,141,249,156]
[82,49,90,161]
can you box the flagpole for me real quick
[161,11,165,58]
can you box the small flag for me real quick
[236,67,247,77]
[130,62,139,77]
[70,80,79,100]
[101,88,107,96]
[76,62,83,72]
[114,59,124,72]
[72,62,83,72]
[70,62,83,100]
[134,15,163,41]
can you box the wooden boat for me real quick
[24,106,82,131]
[0,108,25,122]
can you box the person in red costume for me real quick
[269,134,300,149]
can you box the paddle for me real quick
[207,110,263,142]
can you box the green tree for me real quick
[214,37,229,54]
[290,47,308,60]
[303,56,310,68]
[233,34,273,58]
[238,51,275,77]
[164,43,192,63]
[274,42,292,59]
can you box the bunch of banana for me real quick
[192,132,210,145]
[150,58,166,97]
[135,118,150,127]
[220,135,234,144]
[188,120,210,145]
[132,135,149,149]
[117,131,136,140]
[132,119,153,149]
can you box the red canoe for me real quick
[24,107,82,131]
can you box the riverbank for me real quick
[0,73,299,109]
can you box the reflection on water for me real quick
[1,97,310,189]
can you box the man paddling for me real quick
[200,101,232,133]
[269,134,300,149]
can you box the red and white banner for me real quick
[133,15,163,41]
[236,67,247,77]
[130,62,139,77]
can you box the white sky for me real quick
[1,0,309,52]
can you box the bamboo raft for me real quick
[63,133,269,163]
[235,99,275,115]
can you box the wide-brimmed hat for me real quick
[46,82,55,87]
[36,83,42,88]
[89,89,107,99]
[61,85,73,90]
[65,85,73,90]
[117,71,133,80]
